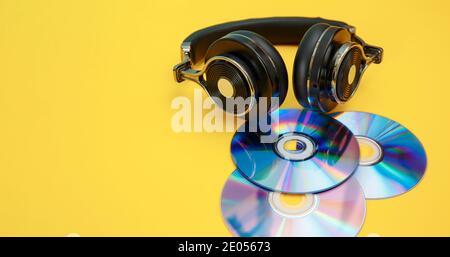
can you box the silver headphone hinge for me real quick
[352,34,383,64]
[173,59,191,82]
[173,42,195,82]
[180,42,192,61]
[363,44,383,64]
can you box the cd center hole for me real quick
[217,77,235,98]
[279,193,306,207]
[283,139,305,152]
[268,192,318,218]
[355,136,383,166]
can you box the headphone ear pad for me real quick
[224,30,288,106]
[293,23,331,109]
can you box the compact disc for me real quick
[221,170,366,237]
[331,111,427,199]
[231,109,360,193]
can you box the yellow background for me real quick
[0,0,449,236]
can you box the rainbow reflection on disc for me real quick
[231,109,360,193]
[221,170,366,237]
[331,111,427,199]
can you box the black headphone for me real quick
[173,17,383,115]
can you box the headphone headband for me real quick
[181,17,351,64]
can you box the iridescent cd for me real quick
[221,170,366,237]
[231,109,360,193]
[331,111,427,199]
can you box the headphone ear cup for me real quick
[206,30,288,110]
[293,23,331,110]
[231,30,289,106]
